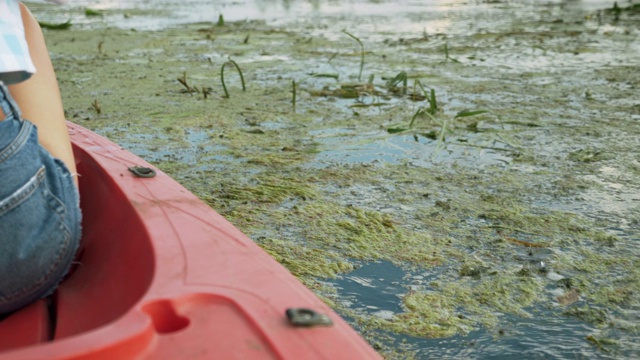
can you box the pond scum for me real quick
[35,1,640,358]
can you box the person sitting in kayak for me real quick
[0,1,81,315]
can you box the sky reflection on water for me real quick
[34,0,618,31]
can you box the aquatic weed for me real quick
[386,71,408,95]
[44,15,640,356]
[310,73,340,80]
[220,59,246,98]
[91,99,101,114]
[424,86,438,116]
[292,80,297,113]
[219,176,316,204]
[454,110,489,119]
[342,30,365,81]
[177,71,196,93]
[443,43,460,63]
[563,305,610,328]
[85,8,103,17]
[386,80,439,133]
[586,335,620,354]
[258,237,353,282]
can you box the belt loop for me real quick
[0,81,22,121]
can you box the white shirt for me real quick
[0,0,36,85]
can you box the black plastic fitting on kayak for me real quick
[128,166,157,178]
[285,308,333,327]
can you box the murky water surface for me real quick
[29,0,640,358]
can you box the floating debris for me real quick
[38,20,72,30]
[503,236,550,248]
[556,288,580,306]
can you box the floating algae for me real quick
[38,0,640,358]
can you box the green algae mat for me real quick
[31,1,640,358]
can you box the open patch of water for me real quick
[96,127,233,170]
[405,315,609,359]
[330,258,637,359]
[333,261,407,318]
[310,129,513,168]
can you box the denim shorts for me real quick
[0,83,81,315]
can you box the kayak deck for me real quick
[0,122,380,359]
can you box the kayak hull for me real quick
[0,122,380,360]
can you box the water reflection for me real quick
[333,261,408,317]
[39,0,468,31]
[36,0,621,43]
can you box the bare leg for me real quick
[8,3,77,184]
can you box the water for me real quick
[330,260,636,359]
[30,0,640,358]
[33,0,625,33]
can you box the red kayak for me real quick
[0,122,380,359]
